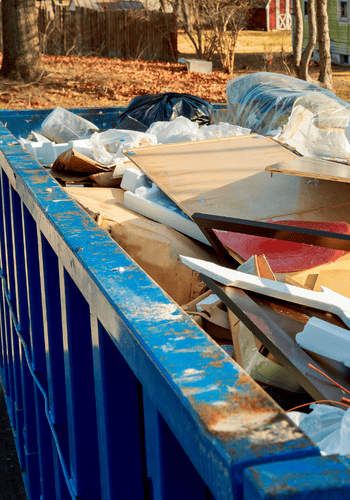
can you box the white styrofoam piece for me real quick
[32,131,51,143]
[120,167,152,192]
[68,139,95,159]
[179,256,350,328]
[296,317,350,367]
[20,137,93,166]
[123,189,209,245]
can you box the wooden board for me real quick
[124,134,298,218]
[266,157,350,183]
[313,269,350,298]
[285,252,350,289]
[124,135,350,226]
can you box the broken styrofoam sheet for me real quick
[179,255,350,328]
[146,116,251,144]
[274,105,350,163]
[124,188,209,245]
[288,404,350,456]
[296,317,350,367]
[121,167,209,245]
[19,137,95,167]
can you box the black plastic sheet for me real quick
[116,92,213,128]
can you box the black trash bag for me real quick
[116,92,213,129]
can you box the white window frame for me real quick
[339,0,349,22]
[303,0,308,19]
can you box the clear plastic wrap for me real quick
[147,116,251,144]
[226,73,350,162]
[40,107,99,143]
[288,404,350,456]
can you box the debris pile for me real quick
[20,75,350,453]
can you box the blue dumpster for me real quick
[0,106,348,500]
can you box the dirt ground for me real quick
[0,30,350,110]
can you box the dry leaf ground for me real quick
[0,30,349,110]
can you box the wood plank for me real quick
[203,276,350,403]
[313,269,350,298]
[266,156,350,183]
[285,252,350,288]
[180,255,350,328]
[124,135,299,217]
[124,135,350,224]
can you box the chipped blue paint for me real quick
[0,106,341,500]
[244,455,350,499]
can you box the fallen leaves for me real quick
[0,50,348,110]
[0,54,233,110]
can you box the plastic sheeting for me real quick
[289,404,350,456]
[226,73,350,162]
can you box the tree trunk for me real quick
[1,0,43,81]
[299,0,316,81]
[316,0,333,90]
[293,0,303,67]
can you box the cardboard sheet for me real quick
[65,187,219,305]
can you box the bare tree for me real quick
[293,0,303,68]
[169,0,251,70]
[1,0,44,81]
[210,0,251,74]
[299,0,317,81]
[316,0,333,90]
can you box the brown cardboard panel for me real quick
[65,187,219,305]
[52,148,112,174]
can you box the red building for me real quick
[248,0,292,31]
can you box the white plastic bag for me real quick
[147,116,251,144]
[288,404,350,455]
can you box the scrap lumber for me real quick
[199,274,350,403]
[179,255,350,328]
[266,157,350,184]
[123,135,350,227]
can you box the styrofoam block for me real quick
[123,189,209,245]
[120,167,152,192]
[296,317,350,367]
[67,139,94,159]
[20,137,94,166]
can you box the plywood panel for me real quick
[124,135,298,217]
[313,269,350,298]
[124,135,350,224]
[266,157,350,183]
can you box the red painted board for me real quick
[215,220,350,273]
